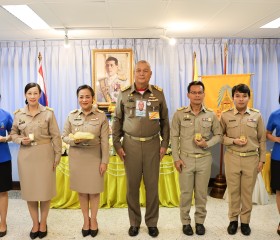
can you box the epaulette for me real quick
[177,107,185,111]
[205,107,213,112]
[96,109,104,113]
[70,109,78,114]
[153,85,162,92]
[121,85,131,91]
[222,108,233,113]
[46,106,53,111]
[13,109,20,114]
[250,108,259,112]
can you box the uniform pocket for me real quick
[38,120,49,135]
[246,121,257,137]
[226,121,239,138]
[180,120,194,138]
[124,102,135,118]
[200,121,212,138]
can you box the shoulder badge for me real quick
[205,107,213,112]
[70,109,78,114]
[121,85,131,92]
[13,109,20,114]
[250,108,260,113]
[96,109,104,113]
[153,85,162,92]
[177,107,185,111]
[46,106,53,111]
[222,108,233,113]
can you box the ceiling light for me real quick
[160,35,177,45]
[64,29,70,48]
[2,5,50,30]
[260,17,280,28]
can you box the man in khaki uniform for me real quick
[112,60,170,238]
[171,81,222,236]
[220,84,266,236]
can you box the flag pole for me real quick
[209,43,228,199]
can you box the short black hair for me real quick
[76,85,95,97]
[187,81,205,93]
[232,84,250,98]
[106,56,118,66]
[24,83,42,104]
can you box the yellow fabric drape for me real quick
[50,155,181,209]
[262,152,272,194]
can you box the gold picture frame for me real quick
[92,49,133,106]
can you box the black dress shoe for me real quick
[227,221,238,235]
[182,224,193,236]
[128,226,139,237]
[195,223,205,235]
[30,230,39,239]
[241,223,251,236]
[38,225,48,239]
[148,227,159,237]
[82,228,90,237]
[90,228,98,237]
[0,230,7,238]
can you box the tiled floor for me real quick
[3,191,280,239]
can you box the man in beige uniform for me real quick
[112,60,170,238]
[220,84,266,236]
[171,81,222,236]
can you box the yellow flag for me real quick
[202,74,252,119]
[193,52,199,81]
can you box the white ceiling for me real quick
[1,0,280,41]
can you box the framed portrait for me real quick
[92,49,133,106]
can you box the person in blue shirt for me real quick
[266,94,280,236]
[0,94,13,238]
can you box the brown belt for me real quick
[125,133,159,142]
[30,139,51,146]
[182,151,211,159]
[227,149,259,157]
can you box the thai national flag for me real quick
[37,59,48,106]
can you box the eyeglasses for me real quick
[189,91,204,95]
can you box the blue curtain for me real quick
[1,38,280,130]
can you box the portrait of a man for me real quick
[92,49,133,105]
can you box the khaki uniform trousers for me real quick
[224,151,259,223]
[123,135,160,227]
[179,154,212,225]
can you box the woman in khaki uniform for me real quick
[62,85,109,238]
[11,83,61,239]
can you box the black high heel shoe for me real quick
[90,228,98,237]
[277,222,280,236]
[0,225,7,238]
[30,230,39,239]
[38,225,47,239]
[82,228,90,237]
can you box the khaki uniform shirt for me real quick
[112,84,170,150]
[171,105,222,161]
[62,107,109,164]
[11,104,62,163]
[220,107,266,162]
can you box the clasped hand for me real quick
[194,138,208,148]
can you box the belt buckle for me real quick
[196,154,202,158]
[139,137,146,142]
[240,152,246,157]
